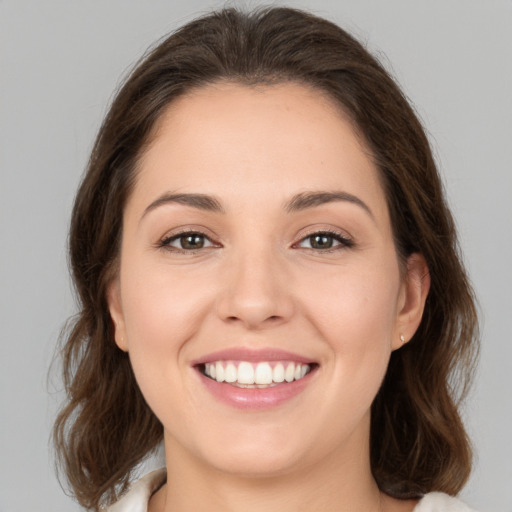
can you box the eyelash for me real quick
[158,229,354,254]
[158,230,218,254]
[294,230,354,252]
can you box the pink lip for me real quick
[191,348,316,365]
[191,348,319,410]
[196,368,317,410]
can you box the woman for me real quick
[53,7,479,512]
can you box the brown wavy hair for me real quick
[53,6,479,510]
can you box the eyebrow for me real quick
[141,192,225,220]
[141,190,373,220]
[285,191,374,219]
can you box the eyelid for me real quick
[156,225,353,254]
[293,228,354,251]
[157,227,221,253]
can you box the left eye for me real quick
[162,232,215,250]
[297,232,351,250]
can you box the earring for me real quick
[400,334,406,345]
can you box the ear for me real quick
[106,279,128,352]
[393,253,430,350]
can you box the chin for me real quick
[187,424,311,477]
[207,447,304,478]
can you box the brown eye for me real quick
[161,232,215,251]
[309,234,334,249]
[297,231,353,251]
[180,234,205,249]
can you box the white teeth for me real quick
[237,362,255,384]
[225,363,237,383]
[215,362,225,382]
[273,363,285,383]
[254,362,273,385]
[285,363,295,383]
[203,361,312,385]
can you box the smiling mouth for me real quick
[198,360,318,388]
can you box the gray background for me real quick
[1,0,511,511]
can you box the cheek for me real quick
[297,258,401,400]
[117,255,213,407]
[120,255,213,351]
[118,264,211,432]
[301,262,401,345]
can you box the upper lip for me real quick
[191,348,317,366]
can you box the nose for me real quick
[215,247,294,330]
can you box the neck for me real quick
[152,430,385,512]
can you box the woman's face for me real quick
[108,82,428,477]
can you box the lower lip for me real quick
[196,368,316,410]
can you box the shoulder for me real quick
[103,468,167,512]
[413,492,478,512]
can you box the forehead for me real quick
[131,82,387,219]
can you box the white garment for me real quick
[413,492,477,512]
[105,469,166,512]
[104,468,478,512]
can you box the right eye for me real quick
[160,231,216,252]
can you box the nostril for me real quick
[224,314,282,324]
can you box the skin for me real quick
[108,82,430,512]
